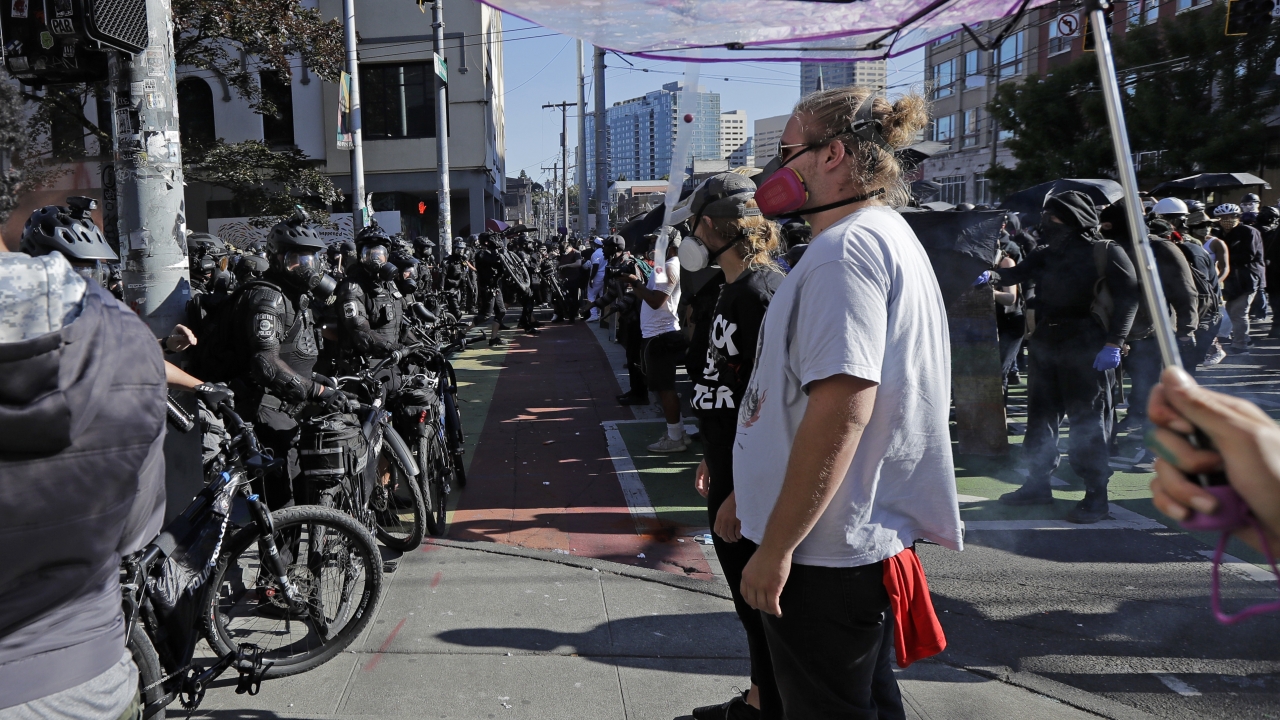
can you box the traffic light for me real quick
[1225,0,1276,35]
[2,0,147,86]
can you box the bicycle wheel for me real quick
[442,369,467,488]
[128,629,173,719]
[420,436,451,536]
[202,505,383,679]
[372,449,426,552]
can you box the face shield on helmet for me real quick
[72,260,112,289]
[360,244,389,271]
[280,249,321,289]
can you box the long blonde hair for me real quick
[792,87,930,208]
[706,198,780,269]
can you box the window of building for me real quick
[931,59,956,98]
[1048,16,1073,56]
[1129,0,1158,26]
[962,108,981,148]
[360,63,442,140]
[964,50,981,78]
[47,87,85,159]
[930,31,958,47]
[260,71,294,147]
[934,114,955,143]
[1144,0,1159,24]
[935,175,966,205]
[177,77,216,149]
[997,32,1023,78]
[1176,0,1209,11]
[974,173,992,205]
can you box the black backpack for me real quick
[185,279,282,383]
[1175,242,1221,325]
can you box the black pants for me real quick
[997,312,1025,394]
[1123,335,1161,422]
[760,562,903,720]
[702,419,780,712]
[253,403,300,510]
[519,291,536,328]
[474,284,506,326]
[620,315,647,396]
[1023,324,1114,494]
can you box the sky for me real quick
[496,13,925,190]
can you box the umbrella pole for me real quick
[1086,0,1181,370]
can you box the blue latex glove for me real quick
[1093,345,1122,371]
[973,270,994,287]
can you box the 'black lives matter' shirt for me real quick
[690,266,784,422]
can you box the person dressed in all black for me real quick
[980,191,1139,524]
[188,231,234,295]
[441,247,470,321]
[676,173,785,720]
[1103,211,1197,435]
[587,235,648,405]
[239,213,347,508]
[516,237,542,335]
[473,232,511,347]
[335,220,407,368]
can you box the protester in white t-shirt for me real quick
[733,88,962,719]
[586,238,606,321]
[627,241,687,452]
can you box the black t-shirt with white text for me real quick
[690,265,784,422]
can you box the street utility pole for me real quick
[108,0,189,337]
[543,101,573,236]
[343,0,367,232]
[432,0,452,254]
[576,41,588,237]
[593,46,609,236]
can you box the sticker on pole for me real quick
[1055,12,1081,38]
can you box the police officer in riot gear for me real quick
[240,211,344,508]
[336,220,407,364]
[188,231,234,294]
[473,232,511,346]
[441,245,469,321]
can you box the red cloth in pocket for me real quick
[882,546,946,668]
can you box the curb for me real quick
[935,656,1163,720]
[425,537,733,600]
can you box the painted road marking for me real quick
[602,420,657,534]
[966,505,1165,532]
[1195,550,1277,583]
[1154,674,1201,697]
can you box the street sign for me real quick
[1055,12,1081,38]
[433,51,447,84]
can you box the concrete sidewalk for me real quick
[179,539,1123,720]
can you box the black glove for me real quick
[310,381,349,412]
[193,382,234,409]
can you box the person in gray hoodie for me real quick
[0,238,167,717]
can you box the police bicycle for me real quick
[123,397,383,718]
[303,353,428,553]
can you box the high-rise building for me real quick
[800,61,887,95]
[753,114,790,168]
[585,82,722,187]
[721,109,749,165]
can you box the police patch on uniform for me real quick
[343,301,359,319]
[253,312,276,339]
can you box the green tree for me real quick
[986,3,1280,195]
[18,0,343,222]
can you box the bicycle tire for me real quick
[420,436,450,536]
[202,505,383,679]
[373,451,427,552]
[442,368,467,489]
[128,629,172,719]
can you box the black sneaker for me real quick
[488,336,508,347]
[616,391,649,406]
[691,692,759,720]
[525,327,541,336]
[1066,492,1110,524]
[998,482,1054,506]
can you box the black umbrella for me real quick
[911,180,942,203]
[999,179,1123,227]
[1150,172,1270,194]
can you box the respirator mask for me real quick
[360,244,389,273]
[755,93,890,219]
[282,249,321,289]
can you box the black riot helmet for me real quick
[21,196,117,262]
[355,219,393,272]
[266,207,327,290]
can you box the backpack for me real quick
[1175,242,1221,326]
[1089,240,1114,333]
[185,279,282,383]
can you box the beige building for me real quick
[753,113,790,168]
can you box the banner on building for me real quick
[337,71,354,150]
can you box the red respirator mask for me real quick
[755,93,893,219]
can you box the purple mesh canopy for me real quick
[479,0,1053,62]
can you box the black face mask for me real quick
[1040,221,1075,250]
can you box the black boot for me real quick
[691,691,759,720]
[616,390,648,406]
[1066,489,1110,524]
[998,479,1054,506]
